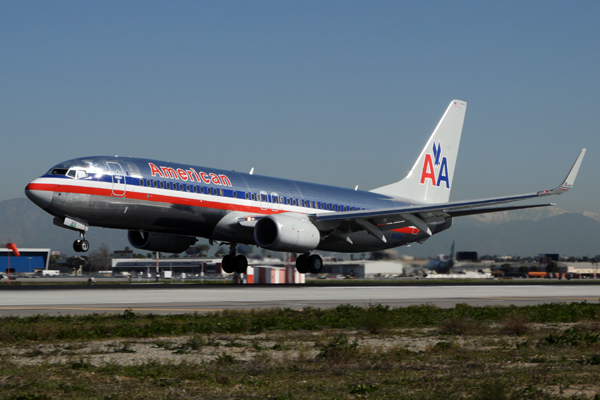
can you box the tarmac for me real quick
[0,281,599,316]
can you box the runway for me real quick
[0,284,599,316]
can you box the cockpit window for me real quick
[63,168,87,179]
[49,168,68,176]
[65,169,88,179]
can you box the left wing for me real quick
[312,149,586,242]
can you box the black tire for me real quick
[308,254,323,274]
[296,254,309,274]
[80,240,90,252]
[221,255,235,274]
[73,240,82,252]
[234,255,248,274]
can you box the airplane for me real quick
[25,100,586,275]
[427,241,455,274]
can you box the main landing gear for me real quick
[296,253,323,274]
[221,243,248,274]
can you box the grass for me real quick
[2,302,600,343]
[2,303,600,398]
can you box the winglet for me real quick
[538,149,586,196]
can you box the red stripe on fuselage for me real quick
[26,182,289,216]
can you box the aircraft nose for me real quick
[25,183,53,209]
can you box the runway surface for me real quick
[0,284,599,316]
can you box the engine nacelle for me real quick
[254,214,320,253]
[128,231,197,254]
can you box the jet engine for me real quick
[128,231,197,254]
[254,214,320,252]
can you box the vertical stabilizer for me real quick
[370,100,467,204]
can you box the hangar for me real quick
[0,248,51,274]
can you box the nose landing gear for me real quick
[73,233,89,253]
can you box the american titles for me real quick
[148,163,232,187]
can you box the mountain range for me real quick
[1,197,598,258]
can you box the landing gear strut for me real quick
[73,232,89,253]
[221,243,248,274]
[296,253,323,274]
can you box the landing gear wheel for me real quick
[296,254,309,274]
[80,240,90,252]
[73,240,82,252]
[307,254,323,274]
[234,255,248,274]
[221,255,235,274]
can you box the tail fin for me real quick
[370,99,467,204]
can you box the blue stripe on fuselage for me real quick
[44,156,413,212]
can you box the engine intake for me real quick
[254,214,320,252]
[128,231,196,253]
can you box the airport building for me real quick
[110,257,406,279]
[0,248,51,274]
[111,257,223,277]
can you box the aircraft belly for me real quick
[49,193,223,238]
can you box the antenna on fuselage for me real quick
[249,168,254,175]
[355,185,358,191]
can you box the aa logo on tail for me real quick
[420,141,450,188]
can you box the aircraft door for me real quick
[260,191,268,210]
[107,162,127,197]
[270,192,280,212]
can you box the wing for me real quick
[312,149,586,243]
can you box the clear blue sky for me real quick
[1,1,598,213]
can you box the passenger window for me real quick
[220,189,224,196]
[273,197,278,204]
[311,201,315,208]
[245,193,249,199]
[139,179,143,186]
[186,185,191,192]
[233,191,237,198]
[287,198,291,205]
[251,193,255,200]
[160,182,165,189]
[193,186,197,193]
[153,181,158,188]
